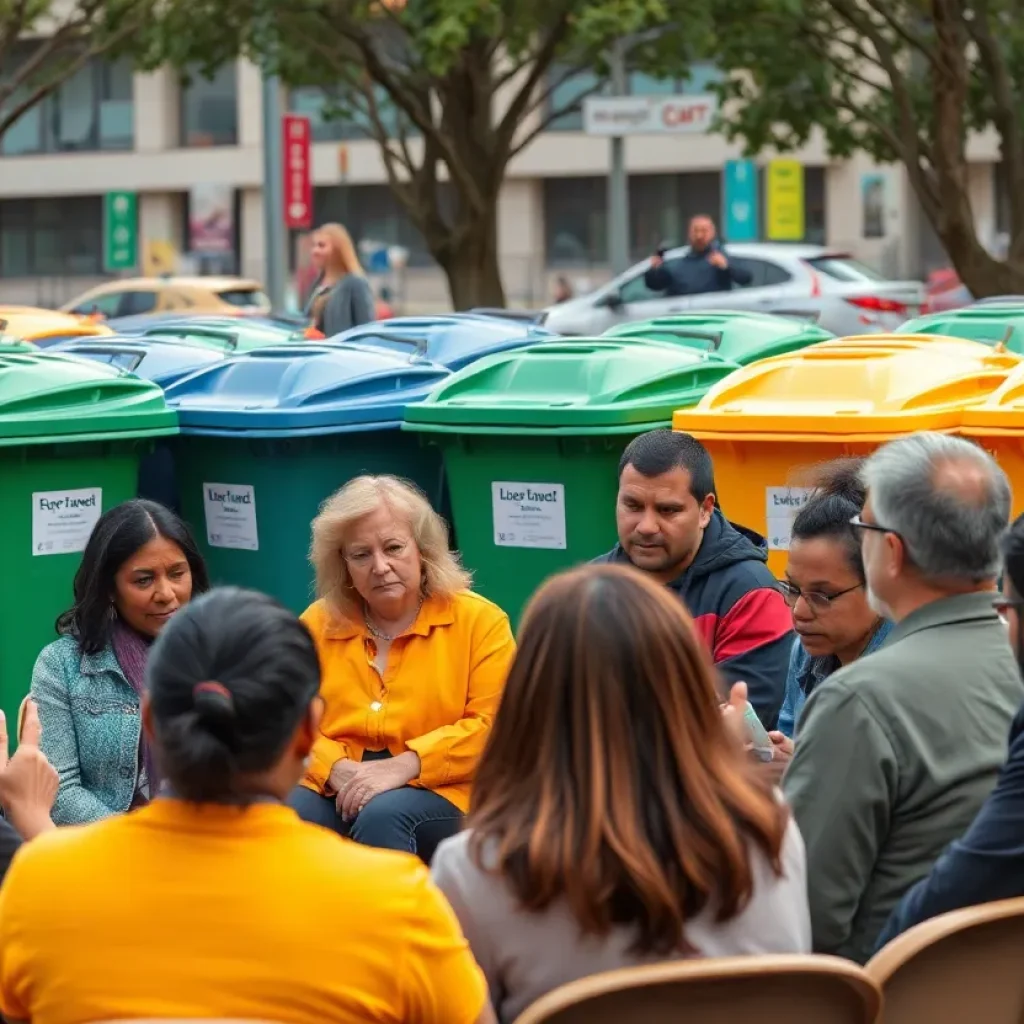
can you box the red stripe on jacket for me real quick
[705,587,793,663]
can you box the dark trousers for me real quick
[288,783,463,865]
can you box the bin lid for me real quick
[605,311,833,363]
[403,338,740,433]
[331,314,553,370]
[899,308,1024,353]
[0,350,178,446]
[672,334,1019,438]
[163,343,452,437]
[0,308,115,344]
[138,319,299,353]
[48,336,224,388]
[961,360,1024,430]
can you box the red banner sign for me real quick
[283,114,312,230]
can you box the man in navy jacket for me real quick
[644,215,753,296]
[593,429,792,727]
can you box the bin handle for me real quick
[649,328,724,352]
[59,344,147,374]
[141,326,239,350]
[349,332,430,362]
[772,309,823,324]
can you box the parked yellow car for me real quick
[0,306,114,344]
[60,277,272,319]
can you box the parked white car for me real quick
[541,243,925,337]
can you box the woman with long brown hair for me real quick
[432,564,810,1022]
[304,221,375,335]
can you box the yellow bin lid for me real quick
[673,334,1020,440]
[962,359,1024,434]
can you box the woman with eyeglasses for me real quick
[288,475,516,864]
[774,460,892,758]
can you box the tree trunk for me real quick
[433,204,506,309]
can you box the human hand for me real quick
[721,682,753,753]
[327,758,360,797]
[708,250,728,269]
[0,701,57,840]
[768,731,794,761]
[337,752,421,821]
[650,253,664,268]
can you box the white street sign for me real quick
[582,94,718,136]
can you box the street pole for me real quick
[261,71,287,311]
[607,38,630,276]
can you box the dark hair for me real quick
[790,459,867,580]
[1003,513,1024,600]
[618,429,716,502]
[147,587,322,804]
[470,564,787,957]
[56,500,210,654]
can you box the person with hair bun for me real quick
[774,459,893,746]
[0,588,493,1024]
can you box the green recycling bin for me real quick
[0,351,178,731]
[899,307,1024,354]
[164,344,452,614]
[604,311,833,364]
[403,338,740,626]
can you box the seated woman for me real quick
[289,475,515,862]
[773,461,892,750]
[32,500,209,824]
[0,588,492,1024]
[432,563,810,1024]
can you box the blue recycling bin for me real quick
[164,343,453,612]
[329,314,554,372]
[49,335,231,514]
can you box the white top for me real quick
[432,819,811,1023]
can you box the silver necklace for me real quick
[364,598,423,641]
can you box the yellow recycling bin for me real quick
[672,334,1020,575]
[961,362,1024,519]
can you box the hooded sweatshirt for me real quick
[593,509,793,728]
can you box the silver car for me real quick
[541,243,925,337]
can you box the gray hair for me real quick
[861,433,1011,583]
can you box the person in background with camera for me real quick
[644,214,753,296]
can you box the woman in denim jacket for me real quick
[773,460,892,747]
[31,500,209,824]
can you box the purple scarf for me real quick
[110,621,159,806]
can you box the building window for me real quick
[1,54,134,155]
[312,184,454,268]
[546,62,724,132]
[544,166,827,267]
[289,85,412,143]
[180,63,238,146]
[0,196,102,275]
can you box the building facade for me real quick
[0,57,1007,310]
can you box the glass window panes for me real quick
[543,177,608,265]
[289,85,411,142]
[0,196,102,275]
[181,63,238,146]
[0,51,133,154]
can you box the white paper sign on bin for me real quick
[32,487,102,556]
[203,482,259,551]
[492,481,567,550]
[765,486,813,551]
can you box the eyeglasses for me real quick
[777,579,863,613]
[849,515,900,538]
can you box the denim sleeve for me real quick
[31,643,116,825]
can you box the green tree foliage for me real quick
[165,0,703,309]
[0,0,184,141]
[708,0,1024,296]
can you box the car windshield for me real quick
[217,289,270,308]
[804,255,888,282]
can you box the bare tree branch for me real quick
[508,74,607,159]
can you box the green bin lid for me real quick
[604,311,833,364]
[403,338,740,434]
[0,350,178,447]
[0,340,33,353]
[899,308,1024,353]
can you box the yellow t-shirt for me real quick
[0,800,487,1024]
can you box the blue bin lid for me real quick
[163,342,452,437]
[328,314,553,371]
[48,335,223,388]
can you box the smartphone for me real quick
[743,701,775,762]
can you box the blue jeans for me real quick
[288,784,462,865]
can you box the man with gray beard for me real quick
[783,432,1023,963]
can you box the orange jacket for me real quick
[300,591,515,812]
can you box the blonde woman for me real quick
[304,222,376,335]
[288,475,516,863]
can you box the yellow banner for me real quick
[143,239,178,277]
[766,159,805,241]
